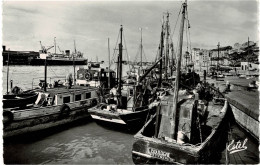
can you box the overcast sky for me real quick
[2,0,259,62]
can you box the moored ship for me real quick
[30,39,87,65]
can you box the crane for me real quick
[58,46,63,53]
[39,41,54,53]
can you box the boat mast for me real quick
[140,28,143,69]
[247,37,250,75]
[118,25,123,97]
[74,40,76,84]
[170,0,187,138]
[6,51,10,94]
[158,23,165,88]
[170,43,174,76]
[44,52,47,92]
[165,12,170,80]
[108,38,111,89]
[54,37,56,54]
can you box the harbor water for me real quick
[2,66,259,164]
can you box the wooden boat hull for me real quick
[89,106,154,129]
[3,97,98,138]
[132,101,232,164]
[3,93,38,108]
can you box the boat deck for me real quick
[35,85,97,94]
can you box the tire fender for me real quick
[91,99,98,106]
[3,111,14,124]
[60,104,71,116]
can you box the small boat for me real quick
[132,1,232,163]
[88,25,156,130]
[3,89,38,109]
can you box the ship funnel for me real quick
[65,50,70,56]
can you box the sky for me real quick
[2,0,259,62]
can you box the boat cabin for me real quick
[76,68,116,89]
[109,83,148,110]
[35,86,98,107]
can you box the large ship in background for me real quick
[2,38,88,66]
[30,39,88,65]
[30,49,87,66]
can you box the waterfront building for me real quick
[228,40,259,68]
[191,48,201,71]
[191,48,210,71]
[241,61,259,71]
[210,45,232,66]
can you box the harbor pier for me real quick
[207,76,259,140]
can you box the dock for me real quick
[207,76,259,140]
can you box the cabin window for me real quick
[182,108,190,119]
[63,96,70,103]
[129,89,134,96]
[86,92,91,99]
[102,73,105,77]
[241,65,243,70]
[75,94,82,101]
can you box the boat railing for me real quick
[31,76,66,89]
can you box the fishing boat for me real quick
[76,61,117,90]
[132,1,232,163]
[3,45,100,139]
[88,25,156,130]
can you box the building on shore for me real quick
[191,46,232,72]
[210,45,232,66]
[228,41,259,67]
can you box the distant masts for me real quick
[54,37,56,54]
[73,40,77,84]
[108,38,111,89]
[140,28,143,69]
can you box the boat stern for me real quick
[132,135,200,164]
[88,104,127,125]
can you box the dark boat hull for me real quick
[3,98,99,138]
[132,101,231,164]
[30,58,87,65]
[4,106,91,138]
[3,93,38,108]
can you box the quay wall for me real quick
[229,102,259,140]
[208,77,259,140]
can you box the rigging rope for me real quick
[110,28,121,69]
[170,5,182,39]
[122,31,131,71]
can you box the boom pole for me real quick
[118,25,123,97]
